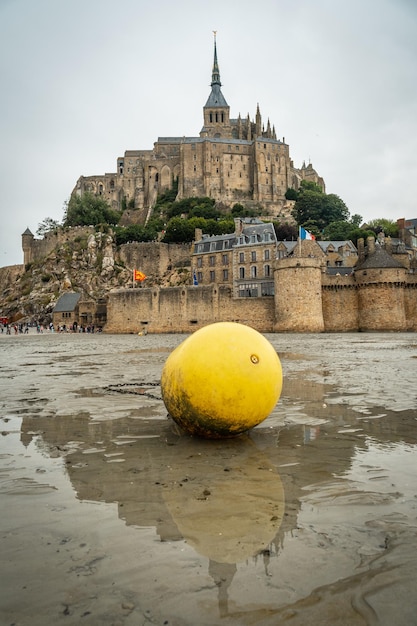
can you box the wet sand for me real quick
[1,331,416,626]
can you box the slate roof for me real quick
[327,267,354,276]
[53,292,81,313]
[22,227,33,236]
[355,246,405,270]
[317,240,357,253]
[205,83,228,108]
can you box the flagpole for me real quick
[298,226,301,257]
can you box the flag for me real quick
[134,270,146,282]
[193,269,198,286]
[299,226,315,240]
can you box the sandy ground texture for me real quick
[1,330,417,626]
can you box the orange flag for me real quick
[134,270,146,282]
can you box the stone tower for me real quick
[200,33,232,139]
[355,239,407,331]
[22,227,34,266]
[274,249,325,332]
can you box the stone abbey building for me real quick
[72,37,324,221]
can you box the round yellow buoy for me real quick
[161,322,282,438]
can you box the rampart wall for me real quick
[322,275,358,332]
[105,285,275,334]
[404,279,417,331]
[23,226,95,265]
[105,269,417,334]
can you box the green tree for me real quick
[348,228,375,246]
[285,188,298,201]
[292,181,349,232]
[166,197,216,220]
[231,203,260,218]
[366,218,399,238]
[63,193,121,227]
[189,203,220,220]
[36,217,60,237]
[162,217,197,243]
[114,225,147,245]
[322,220,356,241]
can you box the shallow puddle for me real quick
[0,331,416,625]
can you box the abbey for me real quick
[73,37,324,220]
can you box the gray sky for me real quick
[1,0,416,267]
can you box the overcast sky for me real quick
[1,0,416,267]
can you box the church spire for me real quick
[200,33,231,138]
[203,33,229,110]
[211,31,221,87]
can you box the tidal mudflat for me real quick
[1,331,416,626]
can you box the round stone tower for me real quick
[21,227,34,266]
[274,257,324,332]
[355,244,407,331]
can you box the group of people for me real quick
[1,321,103,335]
[1,322,49,334]
[59,323,102,333]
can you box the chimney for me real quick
[234,218,244,236]
[367,236,376,255]
[357,238,365,264]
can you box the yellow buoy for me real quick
[161,322,283,438]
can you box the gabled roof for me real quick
[53,292,81,313]
[317,240,357,253]
[277,241,297,253]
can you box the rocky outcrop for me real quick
[1,230,190,325]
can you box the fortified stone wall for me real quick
[322,275,358,332]
[404,279,417,331]
[22,226,95,266]
[105,285,275,334]
[105,266,417,334]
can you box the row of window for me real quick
[196,270,229,282]
[196,265,272,282]
[196,249,271,266]
[208,112,225,124]
[239,266,271,278]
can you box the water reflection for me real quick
[4,333,417,624]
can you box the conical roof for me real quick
[355,245,405,270]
